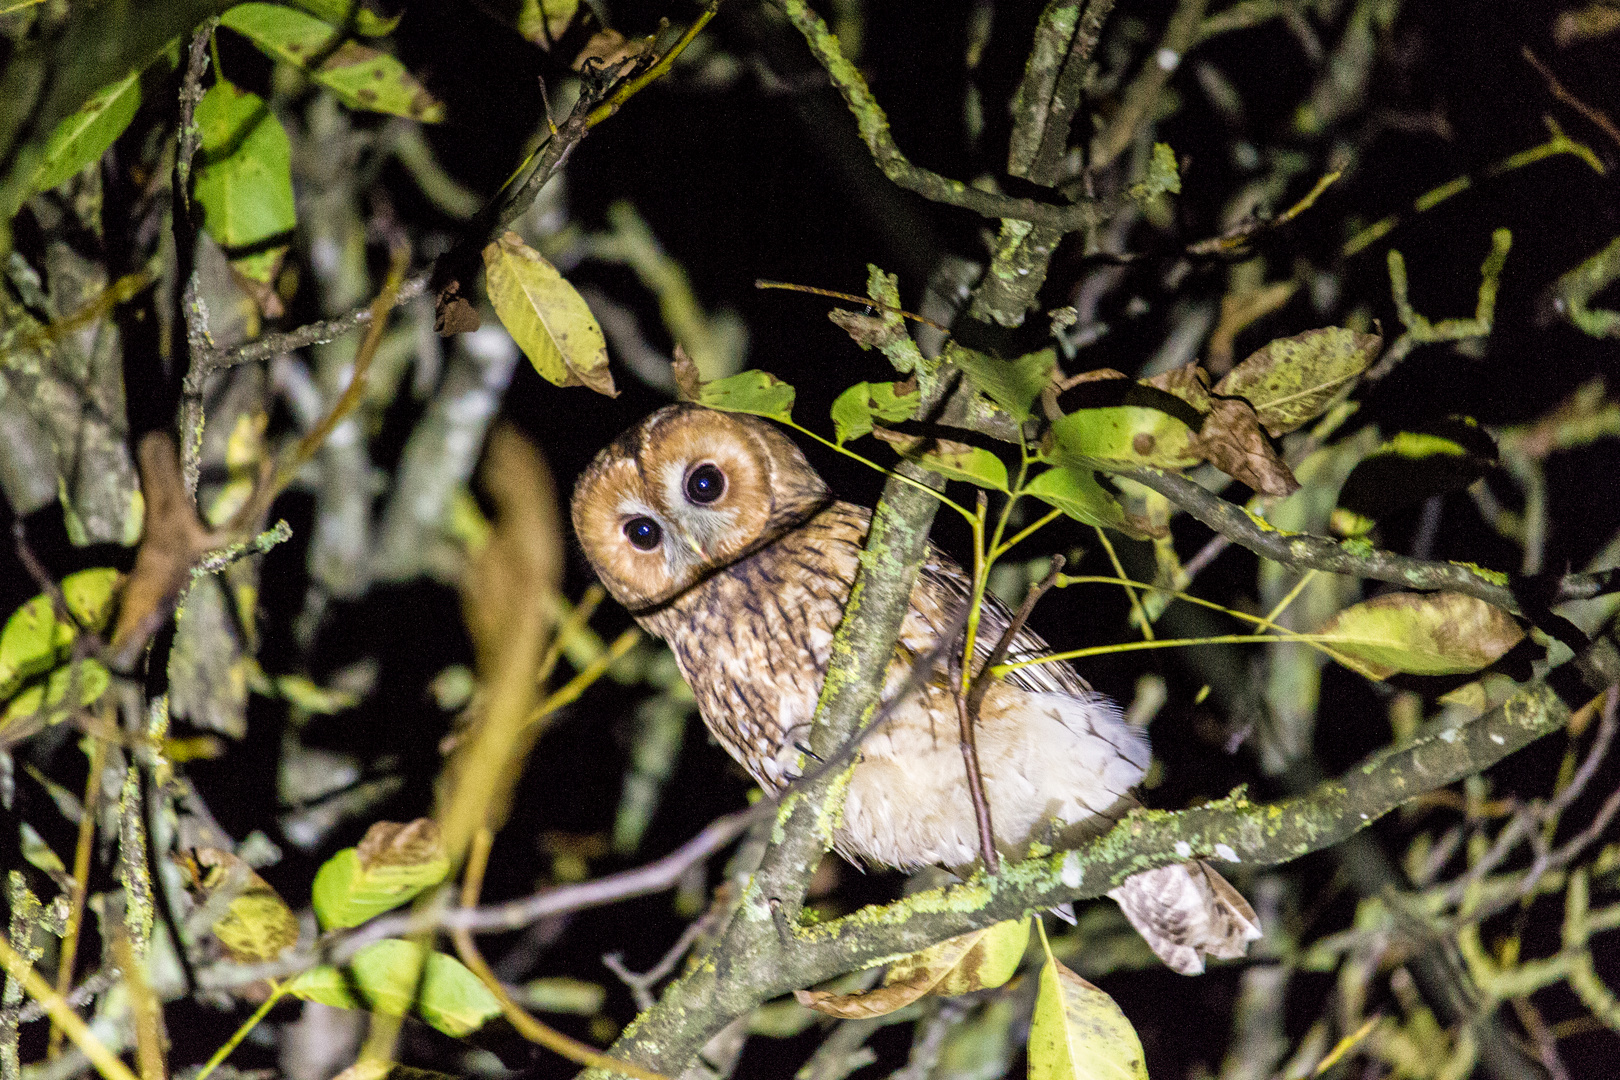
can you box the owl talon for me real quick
[793,741,822,762]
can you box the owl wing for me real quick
[915,549,1095,700]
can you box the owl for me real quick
[571,403,1261,974]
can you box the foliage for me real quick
[0,3,1617,1080]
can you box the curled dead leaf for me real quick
[1188,397,1299,497]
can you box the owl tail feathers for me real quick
[1107,861,1262,976]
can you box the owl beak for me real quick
[684,535,711,560]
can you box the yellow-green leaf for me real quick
[1313,592,1524,680]
[3,660,112,728]
[60,568,122,634]
[287,0,401,36]
[30,69,143,194]
[949,343,1055,422]
[798,919,1030,1018]
[211,878,300,962]
[221,4,443,121]
[1028,941,1147,1080]
[193,80,296,284]
[1214,327,1382,436]
[917,443,1009,491]
[697,369,796,422]
[0,596,73,699]
[830,380,920,443]
[1024,467,1126,530]
[483,231,616,396]
[312,819,450,930]
[518,0,579,45]
[288,939,501,1037]
[1048,406,1200,468]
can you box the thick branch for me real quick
[768,678,1580,994]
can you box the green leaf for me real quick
[917,444,1009,491]
[60,568,122,634]
[517,0,579,45]
[289,940,501,1037]
[2,660,111,727]
[30,69,143,194]
[193,80,296,283]
[483,231,616,396]
[221,3,443,121]
[0,596,74,700]
[1213,327,1382,436]
[697,370,797,423]
[275,673,360,715]
[1028,935,1148,1080]
[287,0,401,36]
[1047,406,1200,468]
[1024,467,1126,530]
[830,381,920,443]
[948,343,1055,422]
[1313,592,1524,680]
[19,822,67,879]
[312,819,450,930]
[1126,141,1181,203]
[519,977,606,1015]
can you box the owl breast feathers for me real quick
[571,403,1260,975]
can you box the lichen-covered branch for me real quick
[777,0,1097,233]
[1110,464,1529,613]
[1008,0,1116,185]
[764,677,1582,994]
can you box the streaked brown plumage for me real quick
[571,403,1261,974]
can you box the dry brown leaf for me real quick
[357,819,446,870]
[671,347,703,402]
[109,433,217,667]
[1188,397,1299,496]
[572,28,654,71]
[188,847,300,963]
[1143,362,1212,413]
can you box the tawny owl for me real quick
[571,403,1261,974]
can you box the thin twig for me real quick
[1523,47,1620,151]
[450,828,671,1080]
[48,733,107,1057]
[778,0,1098,232]
[585,2,722,129]
[603,907,720,1012]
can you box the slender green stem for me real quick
[1056,573,1360,666]
[993,508,1064,559]
[1093,525,1154,641]
[1257,568,1317,634]
[786,422,975,523]
[994,631,1363,674]
[195,979,291,1080]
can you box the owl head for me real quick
[571,404,832,612]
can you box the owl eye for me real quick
[623,516,663,551]
[684,463,726,505]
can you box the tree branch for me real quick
[777,0,1098,233]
